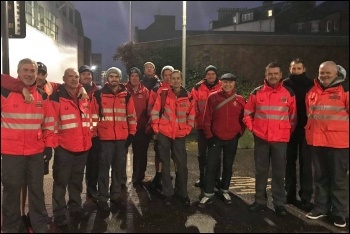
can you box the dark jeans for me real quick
[204,136,239,196]
[197,130,221,184]
[254,135,287,207]
[85,137,100,196]
[98,140,125,202]
[285,127,313,201]
[2,154,49,233]
[311,146,349,218]
[158,133,188,198]
[52,146,88,217]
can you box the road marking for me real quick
[185,211,217,233]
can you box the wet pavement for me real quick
[1,141,349,233]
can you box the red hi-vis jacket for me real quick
[191,79,222,130]
[1,84,58,155]
[91,84,137,140]
[305,78,349,148]
[151,87,195,139]
[126,82,150,131]
[243,80,297,142]
[203,89,246,140]
[50,85,92,152]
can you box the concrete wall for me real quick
[140,33,349,83]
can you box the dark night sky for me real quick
[73,1,321,73]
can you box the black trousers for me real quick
[52,146,88,217]
[1,153,49,233]
[197,130,221,184]
[98,140,125,202]
[131,130,152,183]
[311,146,349,218]
[285,127,313,201]
[204,136,239,196]
[158,133,188,198]
[254,136,287,207]
[85,137,101,196]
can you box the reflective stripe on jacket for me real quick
[1,85,57,155]
[151,87,195,139]
[191,79,221,130]
[91,84,137,140]
[50,86,92,152]
[203,89,245,140]
[305,78,349,148]
[243,80,297,142]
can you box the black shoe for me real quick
[121,184,127,190]
[194,179,204,188]
[178,196,190,207]
[301,199,313,212]
[69,209,83,219]
[98,201,110,212]
[22,214,33,232]
[306,210,327,220]
[222,193,232,205]
[275,206,288,216]
[333,216,346,228]
[249,202,267,212]
[163,196,174,206]
[55,215,68,227]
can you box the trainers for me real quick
[301,199,313,212]
[198,196,213,208]
[306,210,327,220]
[222,193,232,205]
[249,202,267,212]
[194,179,204,188]
[275,206,288,216]
[333,216,346,228]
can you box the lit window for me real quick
[268,10,273,17]
[326,20,331,32]
[242,13,253,22]
[311,20,319,33]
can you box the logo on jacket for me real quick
[280,97,287,103]
[121,99,126,104]
[138,94,143,98]
[180,103,187,107]
[233,101,237,106]
[329,93,340,100]
[35,101,42,108]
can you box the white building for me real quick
[1,1,91,83]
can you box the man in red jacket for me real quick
[198,73,245,208]
[91,67,137,212]
[244,62,296,217]
[191,65,222,189]
[50,68,93,226]
[125,67,151,187]
[1,58,57,233]
[305,61,348,228]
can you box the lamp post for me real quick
[182,1,186,87]
[129,1,132,42]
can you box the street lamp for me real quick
[182,1,186,87]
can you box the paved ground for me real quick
[1,140,349,233]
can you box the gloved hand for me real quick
[43,147,54,175]
[125,134,135,148]
[43,147,54,162]
[207,137,217,148]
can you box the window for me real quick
[242,13,253,22]
[311,20,319,33]
[267,9,273,17]
[25,2,58,40]
[297,23,303,32]
[233,16,237,24]
[326,20,331,32]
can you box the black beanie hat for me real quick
[129,67,141,78]
[205,65,217,75]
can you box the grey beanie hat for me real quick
[205,65,217,75]
[161,65,174,79]
[105,67,122,79]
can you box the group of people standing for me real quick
[1,57,348,233]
